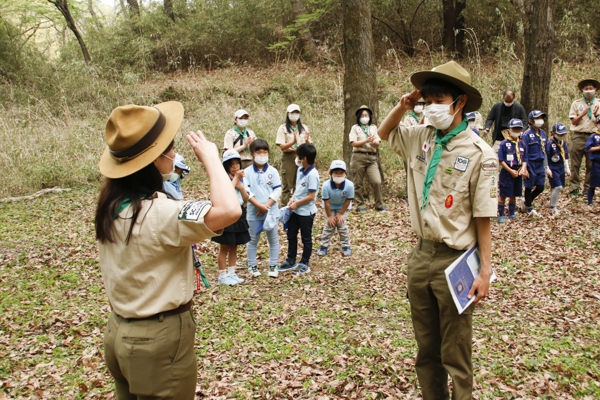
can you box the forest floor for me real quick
[1,174,599,399]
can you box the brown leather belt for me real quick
[125,299,193,320]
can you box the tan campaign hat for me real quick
[577,79,600,91]
[99,101,184,179]
[410,60,482,112]
[355,105,373,117]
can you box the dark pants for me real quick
[286,212,315,265]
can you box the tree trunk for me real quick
[88,0,103,29]
[164,0,175,22]
[118,0,127,15]
[455,0,466,56]
[48,0,91,63]
[442,0,456,51]
[290,0,318,61]
[518,0,556,115]
[342,0,381,179]
[126,0,140,15]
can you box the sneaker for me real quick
[375,207,388,211]
[358,208,367,213]
[571,189,580,198]
[508,214,519,221]
[229,272,244,284]
[551,208,561,216]
[292,263,310,274]
[218,274,238,286]
[317,247,327,256]
[341,247,351,256]
[248,265,261,277]
[528,209,540,217]
[278,261,297,272]
[497,216,508,224]
[267,265,279,278]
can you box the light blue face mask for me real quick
[168,173,180,183]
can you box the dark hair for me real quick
[223,158,241,174]
[296,143,317,165]
[95,140,174,244]
[249,138,269,153]
[285,115,306,134]
[356,109,372,126]
[421,78,465,103]
[582,81,598,89]
[503,90,515,98]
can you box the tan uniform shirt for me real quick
[569,98,600,132]
[474,111,484,131]
[224,128,256,161]
[349,124,381,153]
[98,192,221,318]
[389,124,498,250]
[275,123,311,153]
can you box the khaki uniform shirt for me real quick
[402,114,430,127]
[224,128,256,161]
[569,98,600,132]
[389,124,498,250]
[98,192,221,318]
[275,123,311,153]
[474,112,484,131]
[349,124,381,153]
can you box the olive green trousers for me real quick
[280,151,299,206]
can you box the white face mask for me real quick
[168,173,180,183]
[295,157,303,167]
[237,119,249,128]
[332,176,345,184]
[360,117,370,125]
[289,113,300,122]
[509,130,521,138]
[425,99,461,131]
[414,105,423,114]
[554,134,565,141]
[468,121,475,129]
[534,119,544,127]
[161,154,175,182]
[504,101,514,107]
[583,90,596,100]
[254,155,269,165]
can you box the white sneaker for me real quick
[267,265,279,278]
[552,208,560,216]
[248,265,261,277]
[528,209,540,217]
[218,274,238,286]
[229,272,244,284]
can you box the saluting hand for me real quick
[187,130,218,164]
[400,89,421,110]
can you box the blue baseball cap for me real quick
[466,112,477,120]
[222,149,241,164]
[528,110,547,120]
[329,160,347,172]
[174,154,190,173]
[508,118,524,129]
[551,123,568,134]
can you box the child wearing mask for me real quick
[497,119,527,223]
[466,112,481,136]
[317,160,354,257]
[224,109,256,169]
[244,139,282,278]
[162,153,190,200]
[545,123,571,215]
[521,110,548,216]
[211,150,250,285]
[584,116,600,209]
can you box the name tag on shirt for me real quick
[507,154,514,162]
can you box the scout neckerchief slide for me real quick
[192,249,210,289]
[421,119,468,211]
[584,95,596,120]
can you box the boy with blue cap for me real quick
[546,123,571,215]
[497,118,527,223]
[521,110,548,216]
[317,160,354,257]
[162,153,190,200]
[584,116,600,208]
[466,112,481,136]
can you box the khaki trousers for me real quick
[407,238,474,400]
[319,209,350,248]
[104,310,197,400]
[280,152,298,206]
[569,133,592,192]
[350,152,384,209]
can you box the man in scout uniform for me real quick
[569,79,600,197]
[224,109,256,169]
[378,61,497,400]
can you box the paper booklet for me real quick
[444,243,496,314]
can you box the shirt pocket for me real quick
[437,170,471,219]
[410,157,427,204]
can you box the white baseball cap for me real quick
[329,160,347,172]
[234,109,249,119]
[287,104,301,113]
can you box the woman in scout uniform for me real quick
[349,105,386,212]
[378,61,496,400]
[224,109,256,169]
[521,110,548,216]
[95,102,241,399]
[546,123,571,216]
[403,99,426,126]
[276,104,311,205]
[569,79,600,197]
[497,118,527,223]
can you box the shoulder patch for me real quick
[178,201,211,221]
[482,160,498,171]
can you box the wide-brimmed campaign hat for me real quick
[410,61,482,112]
[99,101,184,179]
[355,105,373,117]
[577,79,600,91]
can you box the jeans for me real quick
[247,220,280,267]
[286,212,315,265]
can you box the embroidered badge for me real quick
[490,188,497,198]
[342,191,347,197]
[482,160,498,171]
[267,180,273,185]
[416,155,427,164]
[445,168,453,174]
[454,156,469,172]
[178,201,211,221]
[551,155,560,163]
[422,141,430,160]
[579,104,584,111]
[445,195,453,208]
[456,282,464,294]
[268,174,273,179]
[506,143,512,149]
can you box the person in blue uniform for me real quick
[162,153,190,200]
[545,123,571,216]
[497,119,527,223]
[466,112,480,136]
[584,116,600,209]
[521,110,548,216]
